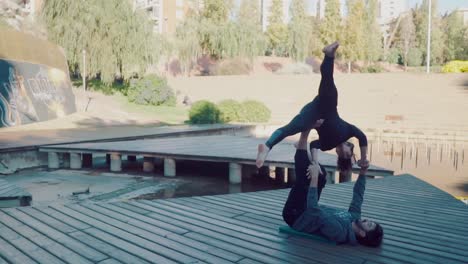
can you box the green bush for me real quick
[361,64,384,73]
[386,48,401,64]
[407,48,423,67]
[127,75,176,106]
[442,61,468,73]
[211,59,251,76]
[239,100,271,123]
[188,100,223,124]
[218,99,243,123]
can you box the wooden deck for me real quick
[0,175,466,264]
[0,179,32,207]
[0,124,250,152]
[39,135,393,184]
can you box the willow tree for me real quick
[414,0,445,65]
[174,14,202,75]
[364,0,382,63]
[266,0,288,56]
[397,12,417,70]
[443,11,468,61]
[42,0,155,84]
[198,0,236,59]
[342,0,366,72]
[287,0,310,61]
[319,0,342,47]
[237,0,266,60]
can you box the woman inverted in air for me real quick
[256,41,369,172]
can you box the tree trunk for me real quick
[347,61,351,74]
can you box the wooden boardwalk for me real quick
[0,175,466,264]
[0,179,32,207]
[39,135,393,184]
[0,124,249,152]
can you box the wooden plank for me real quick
[225,189,466,253]
[69,231,150,264]
[237,258,264,264]
[0,210,93,264]
[158,201,418,263]
[0,236,37,264]
[77,203,236,264]
[39,135,392,174]
[170,197,245,218]
[4,208,108,263]
[97,258,123,264]
[133,201,361,264]
[96,203,188,234]
[17,207,78,234]
[79,227,178,264]
[232,188,468,236]
[192,195,458,260]
[96,203,243,263]
[55,204,203,264]
[143,200,284,240]
[0,221,65,264]
[120,203,316,264]
[110,203,246,263]
[34,207,92,230]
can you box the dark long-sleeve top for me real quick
[310,113,368,151]
[292,175,367,245]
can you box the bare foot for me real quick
[256,144,270,168]
[322,41,340,57]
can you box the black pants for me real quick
[265,56,338,149]
[282,150,327,227]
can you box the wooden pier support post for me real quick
[62,153,70,168]
[48,152,60,169]
[164,158,176,177]
[82,153,93,168]
[339,170,352,183]
[275,167,285,183]
[110,153,122,172]
[229,163,242,184]
[143,156,155,172]
[287,168,296,184]
[258,166,270,177]
[70,153,82,169]
[325,168,336,184]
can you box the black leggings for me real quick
[282,150,327,227]
[265,56,338,149]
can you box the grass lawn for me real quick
[114,93,188,124]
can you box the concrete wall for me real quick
[0,28,76,127]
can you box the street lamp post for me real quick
[426,0,432,74]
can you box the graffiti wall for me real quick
[0,29,76,127]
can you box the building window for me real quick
[176,0,184,7]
